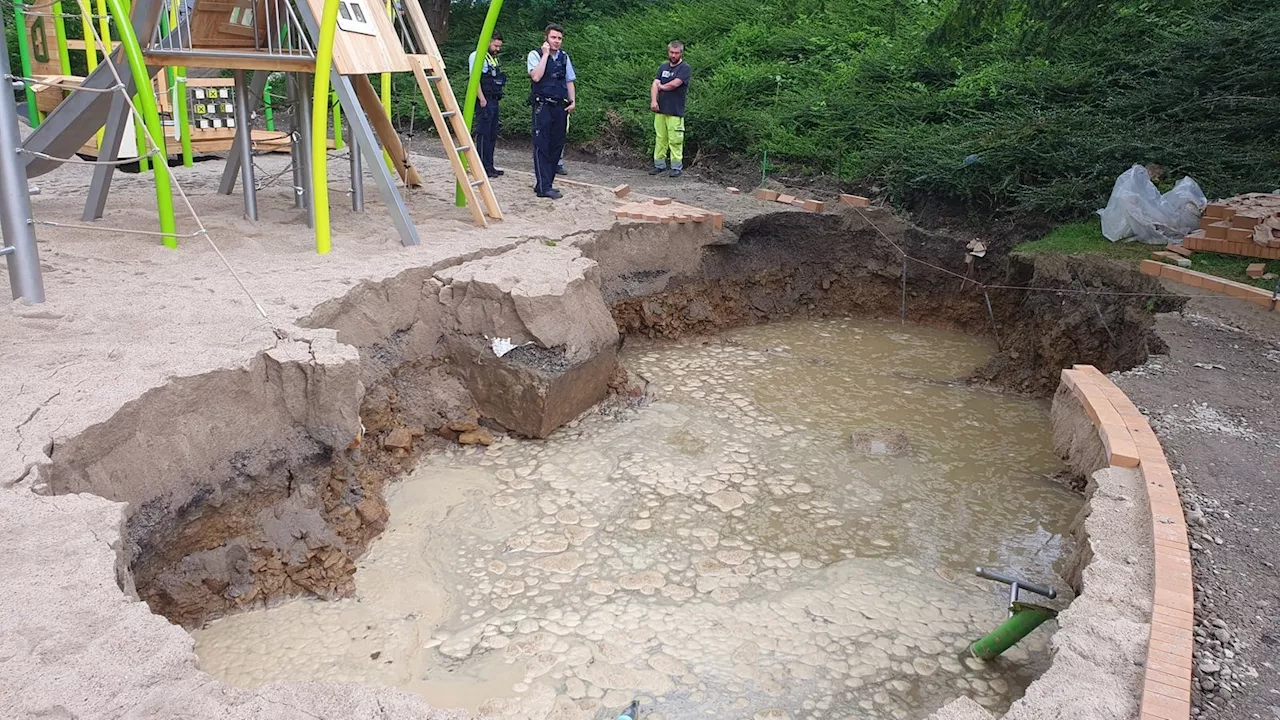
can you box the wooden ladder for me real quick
[399,0,501,226]
[408,53,503,226]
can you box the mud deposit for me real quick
[194,319,1081,719]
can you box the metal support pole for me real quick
[232,70,258,220]
[295,72,315,228]
[349,124,363,212]
[285,74,303,209]
[218,69,268,194]
[900,257,907,324]
[0,17,46,303]
[983,290,1001,350]
[83,87,133,220]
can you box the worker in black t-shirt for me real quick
[649,41,691,178]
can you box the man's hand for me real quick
[566,101,576,114]
[650,100,659,112]
[541,42,551,56]
[479,96,488,108]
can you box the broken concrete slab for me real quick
[448,336,619,438]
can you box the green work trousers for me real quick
[653,113,685,170]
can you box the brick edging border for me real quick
[1061,365,1194,720]
[1140,259,1279,312]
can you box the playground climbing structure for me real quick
[12,0,501,254]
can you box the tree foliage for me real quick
[395,0,1280,220]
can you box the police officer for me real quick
[527,24,576,199]
[470,32,506,177]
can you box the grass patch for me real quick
[1012,220,1155,263]
[1017,220,1280,291]
[1189,254,1280,289]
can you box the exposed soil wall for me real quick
[612,209,1181,396]
[31,207,1178,643]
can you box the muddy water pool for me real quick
[194,318,1081,719]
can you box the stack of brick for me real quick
[1183,193,1280,259]
[614,199,725,231]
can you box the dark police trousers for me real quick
[474,101,500,173]
[531,100,567,195]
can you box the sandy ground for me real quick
[1,145,644,490]
[1112,290,1280,719]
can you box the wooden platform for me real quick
[77,128,298,158]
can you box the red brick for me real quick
[1205,221,1229,240]
[839,194,870,207]
[1165,243,1194,258]
[753,188,780,202]
[1227,226,1253,243]
[1247,262,1267,278]
[612,184,631,198]
[1141,689,1190,720]
[1140,259,1165,277]
[776,194,797,205]
[1203,203,1228,218]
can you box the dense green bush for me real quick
[407,0,1280,219]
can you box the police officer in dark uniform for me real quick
[470,32,506,177]
[526,24,576,199]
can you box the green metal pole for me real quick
[455,0,503,207]
[102,0,176,246]
[52,2,72,74]
[310,0,342,254]
[13,3,41,126]
[264,84,274,131]
[168,0,191,165]
[969,603,1057,660]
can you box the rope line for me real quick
[36,219,206,238]
[850,207,1279,305]
[22,146,161,165]
[7,74,125,93]
[68,0,278,332]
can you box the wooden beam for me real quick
[350,74,422,188]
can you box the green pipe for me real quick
[455,0,503,207]
[52,1,72,74]
[13,2,40,126]
[102,0,176,246]
[969,603,1057,660]
[264,85,274,131]
[310,0,342,254]
[164,0,192,166]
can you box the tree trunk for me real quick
[424,0,448,43]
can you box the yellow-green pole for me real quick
[310,0,341,254]
[12,2,41,125]
[378,0,392,171]
[52,2,72,74]
[167,0,192,166]
[79,3,104,145]
[98,0,177,245]
[455,0,503,206]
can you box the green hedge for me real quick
[406,0,1280,219]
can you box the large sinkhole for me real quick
[96,208,1176,719]
[192,318,1081,718]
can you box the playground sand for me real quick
[0,148,629,719]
